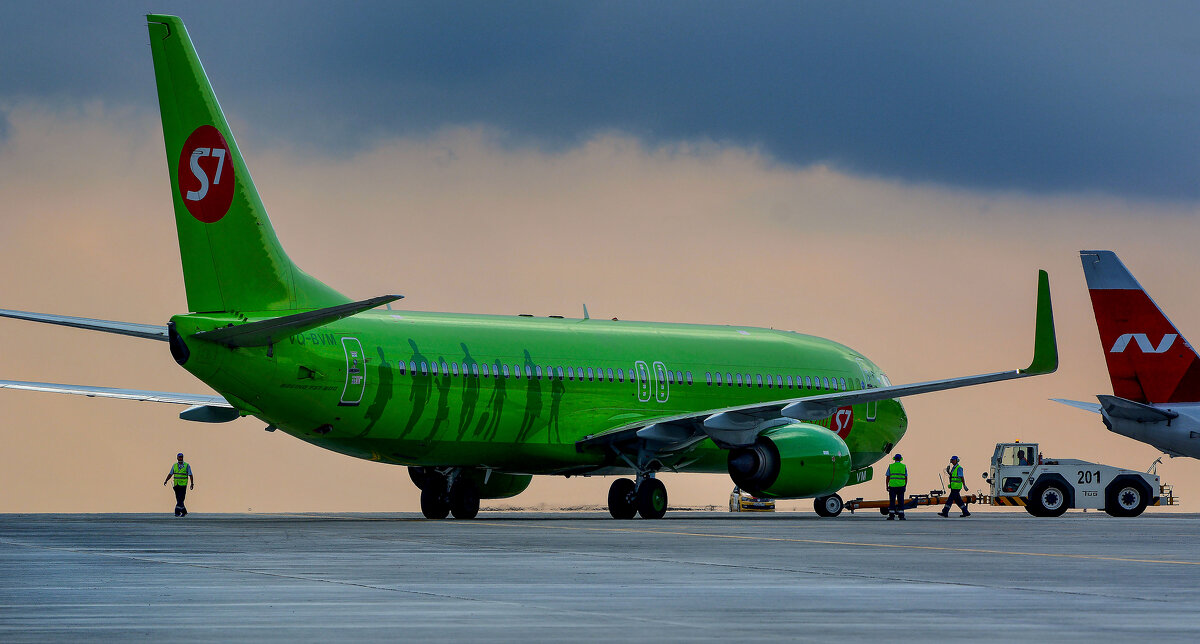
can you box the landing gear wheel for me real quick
[814,494,843,517]
[1029,482,1068,517]
[879,507,889,516]
[608,478,637,519]
[420,473,450,519]
[449,479,481,520]
[1105,484,1147,517]
[636,478,668,520]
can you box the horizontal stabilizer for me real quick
[0,379,229,407]
[1050,398,1102,414]
[1097,394,1178,422]
[192,295,402,348]
[0,309,167,341]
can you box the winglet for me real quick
[1022,269,1058,375]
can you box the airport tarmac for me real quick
[2,511,1199,642]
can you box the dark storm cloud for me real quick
[2,1,1198,200]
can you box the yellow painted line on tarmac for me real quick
[470,521,1200,567]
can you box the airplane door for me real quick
[855,358,877,421]
[339,337,366,406]
[652,361,669,403]
[635,361,652,402]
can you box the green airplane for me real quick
[0,15,1057,520]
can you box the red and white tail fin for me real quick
[1081,250,1200,404]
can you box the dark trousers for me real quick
[943,488,967,513]
[173,485,187,511]
[888,486,905,516]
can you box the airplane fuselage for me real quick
[172,309,907,479]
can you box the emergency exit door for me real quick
[339,337,366,406]
[855,358,877,421]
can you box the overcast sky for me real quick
[3,1,1198,201]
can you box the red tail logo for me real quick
[1090,289,1200,403]
[177,125,235,223]
[1110,333,1177,354]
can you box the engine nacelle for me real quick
[727,423,851,498]
[468,471,532,499]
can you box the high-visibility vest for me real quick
[886,462,907,487]
[172,462,190,486]
[949,464,964,490]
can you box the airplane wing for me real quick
[0,379,238,423]
[0,309,167,341]
[580,270,1056,457]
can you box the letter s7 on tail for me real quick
[0,15,1058,519]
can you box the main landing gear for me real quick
[607,475,668,519]
[412,467,480,520]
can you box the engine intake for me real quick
[727,423,852,498]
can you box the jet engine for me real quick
[727,423,851,498]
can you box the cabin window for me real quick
[839,377,847,390]
[397,362,406,375]
[501,364,509,377]
[472,364,480,376]
[479,364,488,377]
[584,367,592,380]
[706,372,713,385]
[557,367,565,380]
[823,377,830,389]
[618,369,624,383]
[686,371,693,385]
[420,361,428,375]
[451,363,459,376]
[804,375,811,388]
[535,366,542,378]
[666,371,674,385]
[786,375,793,388]
[431,362,439,376]
[714,372,722,386]
[606,368,614,381]
[736,374,743,386]
[567,367,574,380]
[725,373,733,385]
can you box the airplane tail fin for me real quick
[1080,250,1200,403]
[146,15,347,313]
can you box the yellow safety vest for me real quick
[949,464,964,490]
[172,462,190,486]
[886,462,907,488]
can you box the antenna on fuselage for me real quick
[583,303,590,320]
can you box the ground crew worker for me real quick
[938,455,971,517]
[162,452,194,517]
[886,453,907,520]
